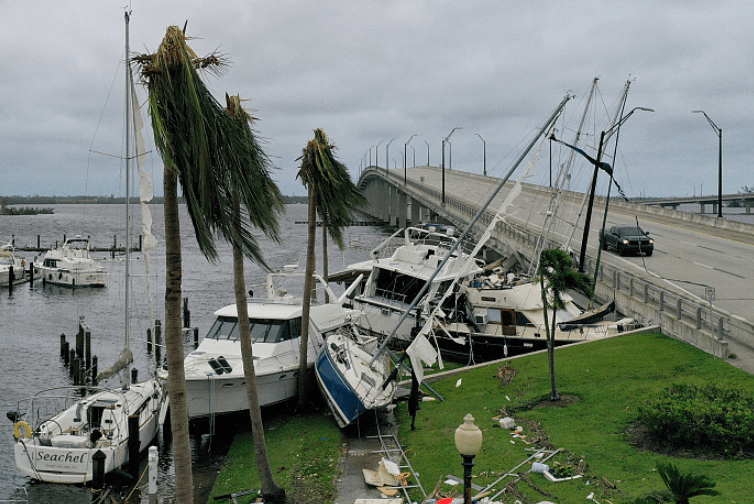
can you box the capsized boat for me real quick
[35,236,107,288]
[315,326,397,428]
[183,268,362,420]
[438,271,645,361]
[340,226,484,344]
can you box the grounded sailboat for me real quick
[9,12,168,484]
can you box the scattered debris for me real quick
[363,458,400,487]
[496,363,517,386]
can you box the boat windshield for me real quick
[206,315,301,343]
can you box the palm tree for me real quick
[134,27,279,503]
[295,128,365,410]
[656,461,719,504]
[226,94,286,503]
[538,248,592,401]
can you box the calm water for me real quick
[0,203,387,503]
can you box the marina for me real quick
[0,202,387,503]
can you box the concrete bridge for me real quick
[639,193,754,214]
[356,165,754,365]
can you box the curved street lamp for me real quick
[386,138,395,176]
[692,110,723,218]
[423,140,430,166]
[404,134,416,184]
[375,139,384,169]
[455,414,482,504]
[475,133,486,176]
[442,127,461,204]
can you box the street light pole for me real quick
[423,140,430,166]
[386,138,395,177]
[475,133,486,176]
[693,110,723,218]
[404,134,416,184]
[442,127,461,204]
[375,140,384,169]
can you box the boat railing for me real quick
[374,288,408,306]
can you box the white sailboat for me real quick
[9,12,168,484]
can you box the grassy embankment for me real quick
[209,332,754,503]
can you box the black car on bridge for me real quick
[600,225,654,256]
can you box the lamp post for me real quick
[375,140,384,169]
[442,127,461,204]
[404,134,416,184]
[386,138,395,176]
[475,133,486,176]
[551,107,653,272]
[423,140,430,166]
[410,145,416,168]
[455,414,482,504]
[692,110,723,218]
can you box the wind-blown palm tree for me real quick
[538,248,592,401]
[226,94,286,503]
[134,27,281,504]
[295,128,365,410]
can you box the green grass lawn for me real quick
[209,332,754,503]
[398,332,754,503]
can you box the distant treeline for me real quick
[0,194,308,205]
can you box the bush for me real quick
[637,383,754,457]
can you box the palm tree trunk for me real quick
[540,274,559,401]
[232,195,286,503]
[297,182,317,410]
[163,167,194,504]
[322,224,329,303]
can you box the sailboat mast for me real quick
[124,10,132,383]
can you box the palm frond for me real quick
[297,128,366,249]
[134,27,283,264]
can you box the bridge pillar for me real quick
[700,202,706,214]
[397,191,408,228]
[411,198,421,226]
[746,199,752,215]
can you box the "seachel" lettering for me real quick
[36,451,89,464]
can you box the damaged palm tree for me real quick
[225,94,286,503]
[134,27,282,503]
[538,248,592,402]
[295,128,365,410]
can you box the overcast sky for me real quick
[2,0,752,199]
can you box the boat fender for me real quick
[13,421,32,440]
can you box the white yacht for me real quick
[36,236,107,288]
[342,226,484,345]
[184,269,361,420]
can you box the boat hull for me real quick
[38,265,107,288]
[316,349,367,428]
[13,380,166,484]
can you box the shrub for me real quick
[637,383,754,457]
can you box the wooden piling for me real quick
[154,320,162,365]
[183,298,190,329]
[147,328,152,353]
[92,356,98,385]
[60,334,66,358]
[63,341,70,366]
[85,328,91,372]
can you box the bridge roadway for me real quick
[357,165,754,371]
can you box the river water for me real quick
[0,203,387,503]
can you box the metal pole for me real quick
[475,133,486,176]
[424,140,430,166]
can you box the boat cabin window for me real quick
[43,258,59,268]
[206,316,299,343]
[373,268,427,305]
